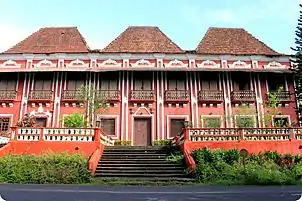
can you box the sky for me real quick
[0,0,301,54]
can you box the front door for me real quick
[133,118,151,146]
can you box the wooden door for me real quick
[133,118,151,146]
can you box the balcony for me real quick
[267,91,291,102]
[0,90,17,101]
[164,90,189,102]
[29,90,53,101]
[130,90,154,101]
[61,90,80,101]
[198,90,223,102]
[231,90,256,102]
[96,90,120,101]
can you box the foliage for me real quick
[63,113,87,128]
[153,140,172,146]
[202,117,221,128]
[191,148,302,185]
[263,87,284,127]
[291,4,302,123]
[165,152,184,164]
[76,84,108,127]
[230,104,256,128]
[16,114,37,127]
[0,153,92,184]
[114,140,131,146]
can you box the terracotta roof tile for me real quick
[101,26,183,53]
[196,27,280,56]
[4,27,90,54]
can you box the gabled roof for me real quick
[195,27,280,56]
[101,26,183,53]
[3,27,90,54]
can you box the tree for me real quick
[75,84,108,127]
[291,4,302,124]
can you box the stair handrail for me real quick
[99,129,115,146]
[172,129,185,146]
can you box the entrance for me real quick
[36,117,47,127]
[133,118,152,146]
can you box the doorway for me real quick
[133,118,152,146]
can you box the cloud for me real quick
[0,23,33,52]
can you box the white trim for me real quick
[166,115,189,139]
[131,114,154,146]
[56,72,63,126]
[264,61,286,69]
[234,115,257,128]
[34,59,56,68]
[97,59,122,67]
[200,115,223,128]
[97,115,119,139]
[121,71,125,140]
[131,59,155,67]
[228,60,251,68]
[164,59,188,68]
[65,59,89,68]
[197,60,220,68]
[0,114,14,128]
[29,106,52,127]
[125,72,129,140]
[0,60,21,68]
[272,115,291,127]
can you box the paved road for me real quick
[0,184,301,201]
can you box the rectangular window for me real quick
[100,118,115,136]
[236,116,254,128]
[36,118,47,127]
[170,119,185,137]
[273,117,289,127]
[0,118,10,132]
[202,117,221,128]
[66,73,85,90]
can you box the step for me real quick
[97,163,183,167]
[94,173,188,178]
[96,166,184,171]
[95,177,195,182]
[100,158,168,162]
[103,150,171,154]
[106,146,175,150]
[101,155,169,159]
[102,152,170,156]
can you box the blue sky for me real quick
[0,0,300,54]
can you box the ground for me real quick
[0,184,301,201]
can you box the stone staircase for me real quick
[95,146,191,181]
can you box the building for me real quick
[0,26,296,146]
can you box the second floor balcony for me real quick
[61,90,80,101]
[267,91,291,102]
[198,90,223,102]
[231,90,256,102]
[129,90,155,101]
[29,90,53,101]
[0,90,17,101]
[165,90,189,102]
[95,90,120,101]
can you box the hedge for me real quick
[191,148,302,185]
[0,153,93,184]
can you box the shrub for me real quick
[191,148,302,185]
[0,153,92,184]
[153,140,171,146]
[63,113,87,128]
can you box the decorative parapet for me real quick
[10,127,114,146]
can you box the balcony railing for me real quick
[130,90,154,101]
[96,90,120,101]
[267,91,291,102]
[0,90,17,100]
[198,90,223,102]
[231,90,256,102]
[29,90,53,100]
[61,90,81,101]
[165,90,189,102]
